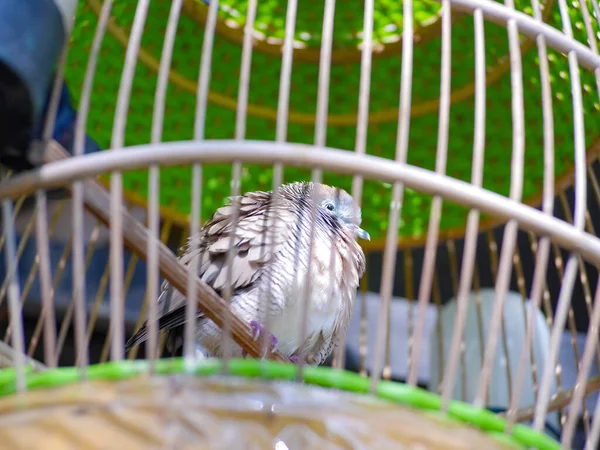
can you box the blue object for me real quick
[0,2,149,365]
[0,77,149,363]
[0,0,69,170]
[33,79,103,156]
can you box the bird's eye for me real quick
[325,202,335,211]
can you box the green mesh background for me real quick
[214,0,442,47]
[64,0,600,242]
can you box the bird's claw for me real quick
[249,320,264,340]
[241,320,278,357]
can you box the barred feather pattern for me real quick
[125,182,366,365]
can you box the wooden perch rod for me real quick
[43,141,286,362]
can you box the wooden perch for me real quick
[43,141,286,362]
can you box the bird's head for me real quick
[314,184,370,241]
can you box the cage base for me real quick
[0,374,523,449]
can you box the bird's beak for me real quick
[355,226,370,241]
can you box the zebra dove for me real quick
[125,181,369,365]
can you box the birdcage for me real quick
[0,0,599,448]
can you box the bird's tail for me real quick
[124,324,150,352]
[125,305,204,352]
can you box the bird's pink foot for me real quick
[288,356,300,364]
[241,320,278,357]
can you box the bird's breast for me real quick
[257,232,358,356]
[268,275,344,356]
[265,246,344,351]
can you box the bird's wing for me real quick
[125,190,297,351]
[182,190,296,294]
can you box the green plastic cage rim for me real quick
[0,358,560,450]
